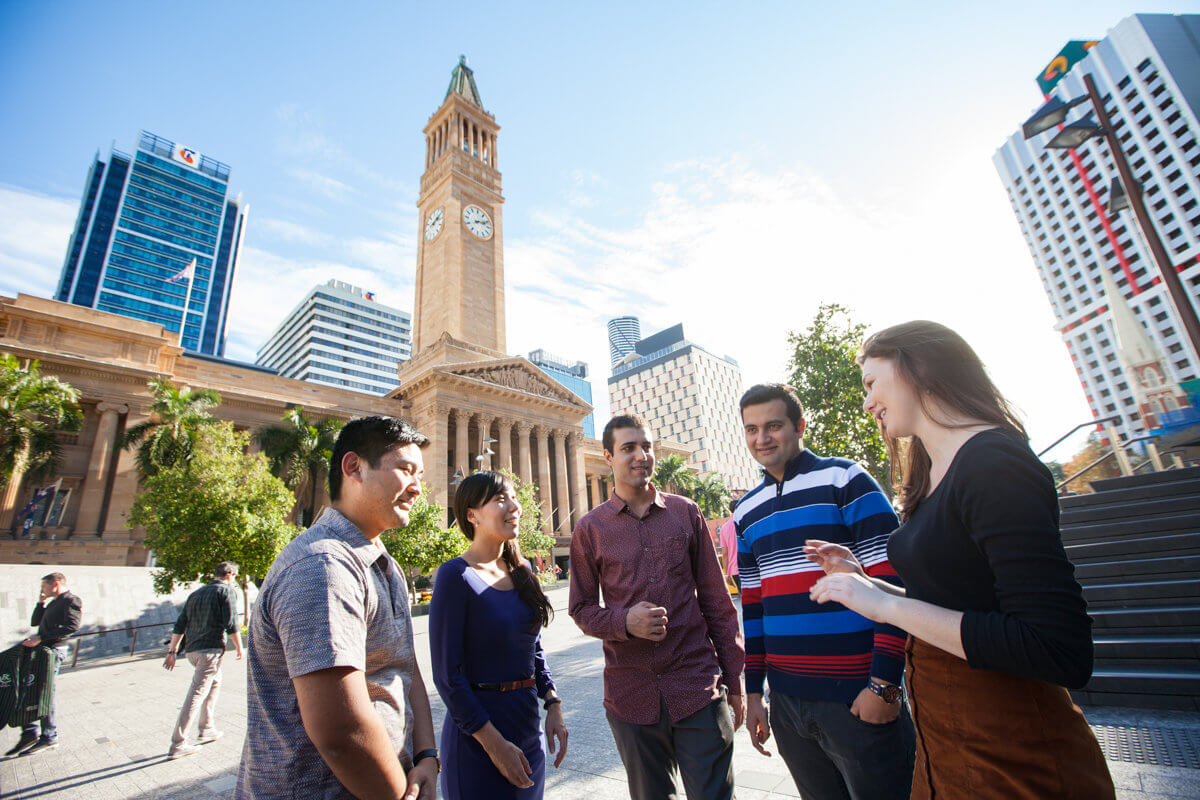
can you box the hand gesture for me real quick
[545,702,569,768]
[163,652,177,671]
[728,692,745,731]
[626,601,668,641]
[403,757,438,799]
[850,685,900,725]
[804,539,865,577]
[810,573,894,623]
[486,738,534,788]
[746,694,771,756]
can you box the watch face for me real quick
[424,207,444,241]
[463,205,493,239]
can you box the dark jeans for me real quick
[607,694,735,800]
[770,691,915,800]
[22,647,64,742]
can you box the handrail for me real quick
[1055,433,1168,492]
[1037,415,1121,458]
[67,620,178,667]
[1057,451,1115,492]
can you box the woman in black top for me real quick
[806,321,1114,799]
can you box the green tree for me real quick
[1061,431,1122,494]
[0,353,83,491]
[128,422,299,603]
[255,407,344,527]
[500,469,556,563]
[654,454,699,496]
[120,376,221,478]
[692,472,733,519]
[787,303,888,488]
[381,486,468,604]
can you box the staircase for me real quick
[1060,466,1200,711]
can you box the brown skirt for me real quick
[906,636,1115,800]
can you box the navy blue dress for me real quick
[430,557,555,800]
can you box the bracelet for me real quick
[543,697,562,711]
[413,748,440,773]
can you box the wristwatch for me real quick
[413,748,440,773]
[867,679,903,704]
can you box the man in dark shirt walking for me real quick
[164,561,244,759]
[7,572,82,756]
[570,415,745,800]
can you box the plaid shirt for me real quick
[174,581,238,651]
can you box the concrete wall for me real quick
[0,565,252,663]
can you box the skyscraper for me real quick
[55,131,247,356]
[608,323,758,490]
[257,280,413,396]
[528,349,595,437]
[993,14,1200,439]
[608,315,642,367]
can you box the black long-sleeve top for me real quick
[31,591,82,649]
[887,428,1094,689]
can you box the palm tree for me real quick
[654,454,699,496]
[254,407,343,527]
[693,473,733,519]
[0,354,83,489]
[120,376,221,479]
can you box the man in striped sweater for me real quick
[735,384,914,800]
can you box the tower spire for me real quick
[444,55,483,107]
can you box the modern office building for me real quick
[256,280,413,396]
[993,13,1200,440]
[608,323,758,490]
[55,131,247,356]
[608,315,642,367]
[528,349,595,438]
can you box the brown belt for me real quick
[471,678,536,692]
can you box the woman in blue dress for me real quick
[431,471,568,800]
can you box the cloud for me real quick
[253,217,332,247]
[504,155,1091,451]
[0,184,76,299]
[286,167,355,202]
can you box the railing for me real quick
[1048,417,1179,492]
[66,620,177,668]
[1037,415,1121,459]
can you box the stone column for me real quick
[453,409,470,477]
[590,474,604,509]
[553,430,571,534]
[570,432,588,528]
[496,419,514,474]
[517,422,534,485]
[424,405,452,514]
[477,415,494,471]
[74,402,127,537]
[104,407,149,540]
[536,426,553,532]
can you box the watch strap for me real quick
[413,747,440,772]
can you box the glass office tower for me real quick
[55,131,247,356]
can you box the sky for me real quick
[2,0,1196,457]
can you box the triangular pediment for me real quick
[436,357,590,409]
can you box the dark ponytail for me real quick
[454,471,554,629]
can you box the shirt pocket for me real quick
[658,531,691,576]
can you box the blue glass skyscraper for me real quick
[528,349,595,438]
[55,131,246,356]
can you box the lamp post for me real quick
[1022,74,1200,362]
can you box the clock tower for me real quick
[413,56,505,354]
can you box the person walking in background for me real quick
[807,320,1114,799]
[164,560,244,760]
[736,383,914,800]
[430,471,568,799]
[6,572,81,757]
[717,499,740,595]
[570,414,744,800]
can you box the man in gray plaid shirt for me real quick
[236,417,438,800]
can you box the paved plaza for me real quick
[3,585,1198,799]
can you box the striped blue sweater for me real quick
[734,449,906,702]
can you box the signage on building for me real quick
[1036,40,1099,95]
[172,144,202,170]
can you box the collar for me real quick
[603,484,667,519]
[315,507,390,570]
[762,449,818,486]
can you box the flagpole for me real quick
[176,259,196,349]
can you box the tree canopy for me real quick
[0,353,83,490]
[255,406,343,527]
[120,376,221,479]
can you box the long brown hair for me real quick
[454,471,553,629]
[859,321,1027,520]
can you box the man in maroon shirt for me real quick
[570,414,745,800]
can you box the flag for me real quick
[166,258,196,285]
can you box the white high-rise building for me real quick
[608,323,759,491]
[993,13,1200,440]
[256,280,412,396]
[608,315,642,367]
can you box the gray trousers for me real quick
[770,692,915,800]
[607,694,736,800]
[170,649,224,751]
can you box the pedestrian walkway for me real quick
[2,587,1197,798]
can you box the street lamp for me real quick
[1022,73,1200,361]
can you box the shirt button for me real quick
[649,577,655,583]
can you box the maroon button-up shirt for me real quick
[569,488,745,725]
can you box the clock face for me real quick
[424,207,444,241]
[463,205,493,240]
